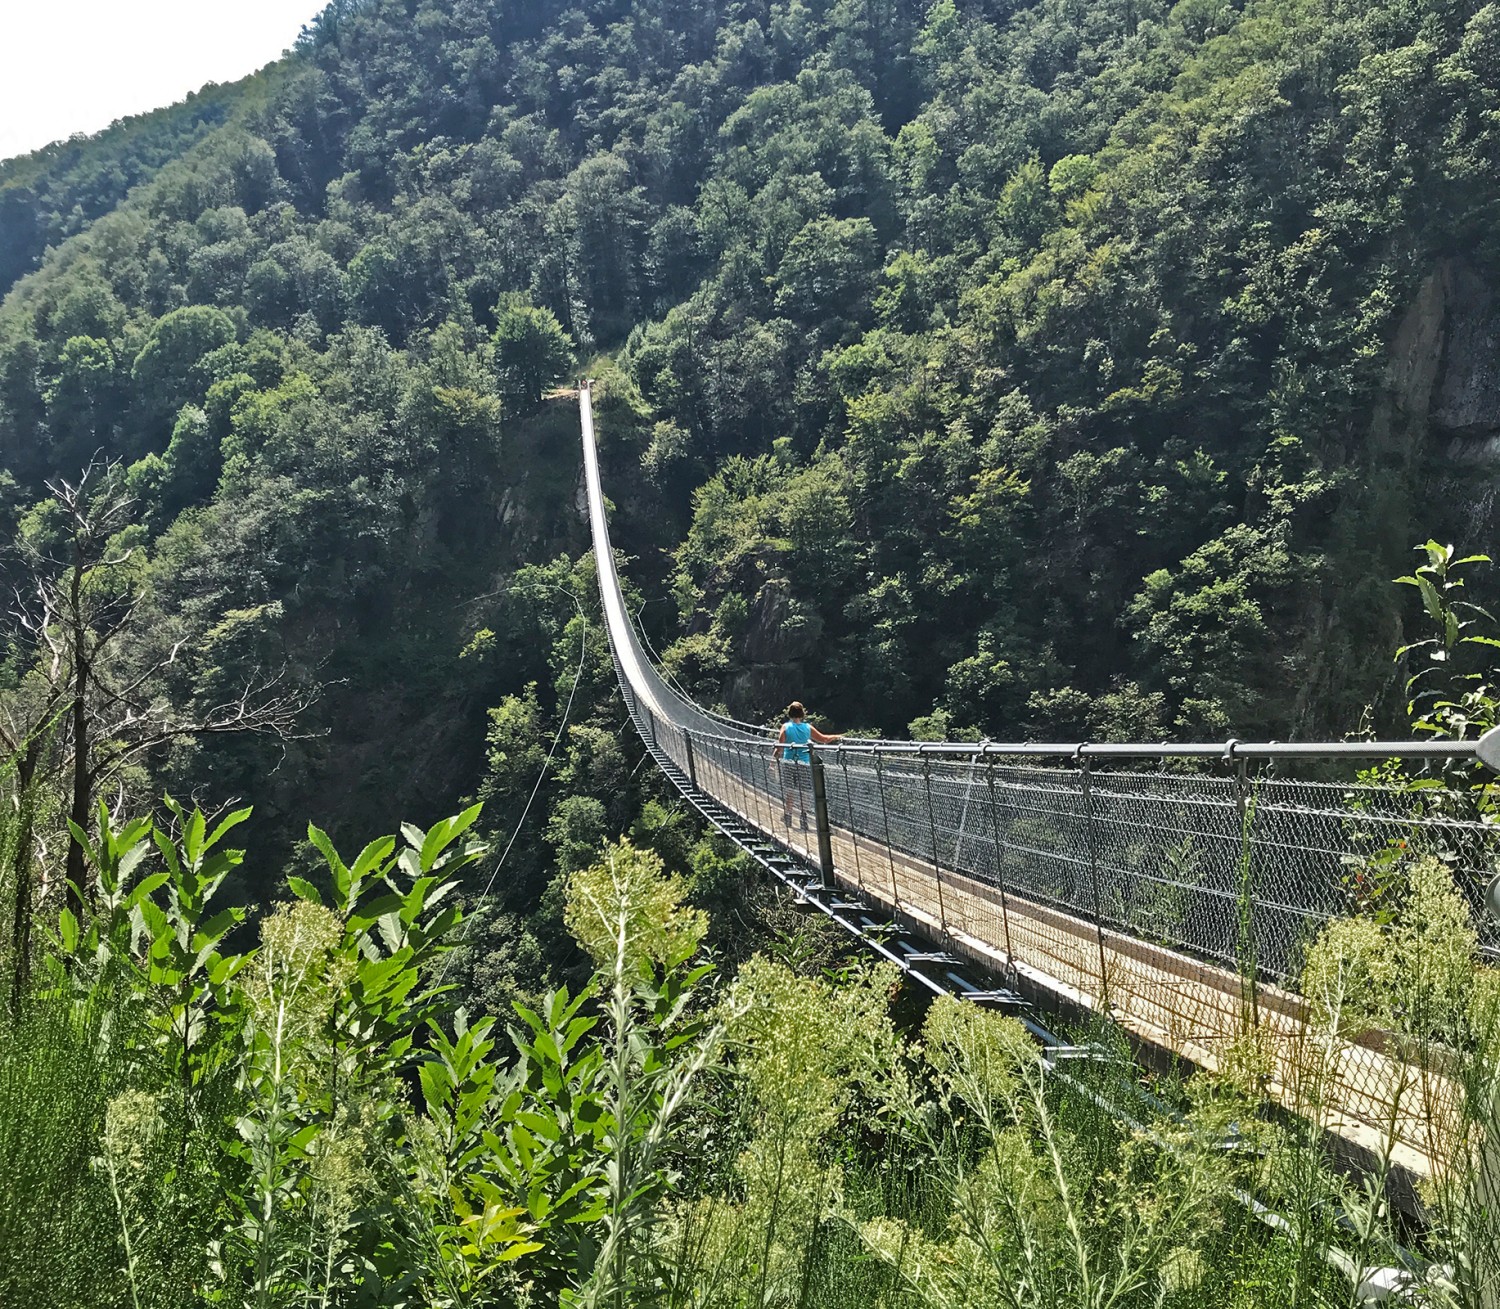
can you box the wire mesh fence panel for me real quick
[1086,770,1249,972]
[618,645,1500,998]
[601,559,1500,1143]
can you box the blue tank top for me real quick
[782,720,812,763]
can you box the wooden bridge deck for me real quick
[696,754,1454,1179]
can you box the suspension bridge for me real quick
[578,383,1500,1184]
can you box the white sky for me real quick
[0,0,330,162]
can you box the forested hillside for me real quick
[0,81,249,293]
[8,0,1500,1303]
[2,0,1499,905]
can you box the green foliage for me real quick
[1126,526,1304,737]
[49,799,487,1305]
[2,0,1498,876]
[1396,542,1500,741]
[130,306,239,446]
[8,6,1500,1297]
[1302,854,1480,1043]
[547,794,609,876]
[12,792,1500,1306]
[564,838,706,975]
[492,301,575,411]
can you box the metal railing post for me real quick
[983,755,1014,961]
[810,749,836,884]
[921,750,950,937]
[1231,747,1261,1029]
[683,729,697,790]
[1082,755,1110,1011]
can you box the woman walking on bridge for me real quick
[777,701,843,827]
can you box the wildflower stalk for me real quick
[102,1149,144,1309]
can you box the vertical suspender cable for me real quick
[922,750,950,938]
[1082,755,1110,1012]
[984,754,1014,962]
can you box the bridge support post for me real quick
[683,729,698,790]
[810,751,836,885]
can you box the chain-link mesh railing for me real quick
[581,386,1497,1173]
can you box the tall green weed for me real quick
[5,797,1500,1308]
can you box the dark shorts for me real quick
[780,758,810,803]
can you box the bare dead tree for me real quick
[0,691,63,1011]
[4,462,319,1005]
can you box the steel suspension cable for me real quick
[437,584,590,986]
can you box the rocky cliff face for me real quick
[1385,260,1500,458]
[1400,263,1500,550]
[1432,265,1500,447]
[1327,258,1500,736]
[725,578,824,719]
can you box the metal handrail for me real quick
[600,728,1486,763]
[814,737,1481,761]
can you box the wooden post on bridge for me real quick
[683,729,698,789]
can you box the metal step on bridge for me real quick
[578,383,1500,1184]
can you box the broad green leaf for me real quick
[1415,574,1443,624]
[286,876,323,904]
[184,808,206,865]
[205,806,253,851]
[307,823,351,902]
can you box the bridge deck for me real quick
[696,753,1451,1179]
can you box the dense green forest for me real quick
[1,0,1498,1037]
[4,0,1500,1301]
[0,0,1495,969]
[5,0,1500,830]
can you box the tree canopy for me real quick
[0,0,1494,899]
